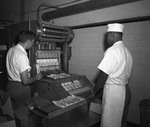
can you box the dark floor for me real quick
[127,122,140,127]
[91,121,140,127]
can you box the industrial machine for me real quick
[0,28,8,90]
[7,21,94,117]
[29,21,93,97]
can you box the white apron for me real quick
[101,84,125,127]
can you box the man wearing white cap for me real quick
[92,23,133,127]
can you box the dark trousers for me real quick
[6,81,31,109]
[121,84,131,127]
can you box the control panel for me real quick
[32,75,94,101]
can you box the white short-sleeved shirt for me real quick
[6,44,31,82]
[98,41,133,86]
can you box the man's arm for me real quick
[93,70,108,95]
[20,69,42,85]
[86,70,108,100]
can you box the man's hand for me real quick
[36,73,43,80]
[86,90,96,100]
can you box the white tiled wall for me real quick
[69,21,150,124]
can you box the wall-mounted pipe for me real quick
[28,0,31,30]
[71,16,150,29]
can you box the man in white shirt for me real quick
[92,23,133,127]
[6,30,43,109]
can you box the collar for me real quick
[113,41,123,46]
[16,44,27,55]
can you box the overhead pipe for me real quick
[37,3,59,23]
[71,16,150,29]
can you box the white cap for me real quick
[107,23,124,33]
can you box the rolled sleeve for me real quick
[18,55,31,73]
